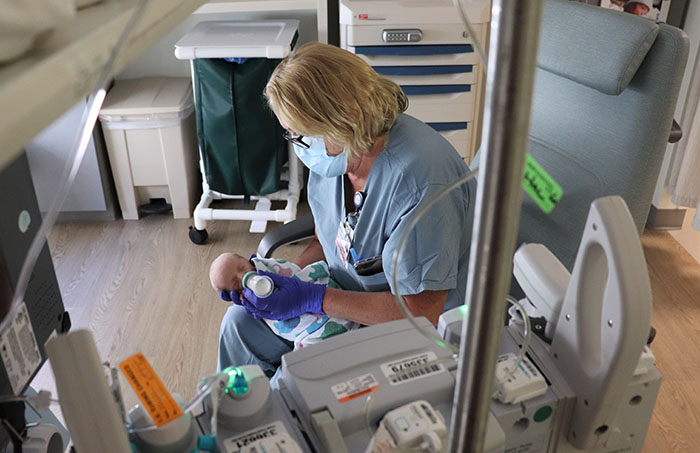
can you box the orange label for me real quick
[337,386,378,403]
[119,353,183,427]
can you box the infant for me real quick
[210,253,359,349]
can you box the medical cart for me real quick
[175,20,303,242]
[340,0,491,162]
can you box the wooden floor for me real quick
[639,230,700,452]
[30,208,700,451]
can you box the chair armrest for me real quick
[669,119,682,143]
[257,214,315,258]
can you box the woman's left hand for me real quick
[241,271,325,320]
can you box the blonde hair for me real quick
[265,42,408,160]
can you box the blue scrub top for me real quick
[307,114,476,312]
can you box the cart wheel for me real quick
[189,226,208,245]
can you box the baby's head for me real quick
[209,253,255,293]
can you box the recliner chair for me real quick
[517,0,688,270]
[258,0,689,274]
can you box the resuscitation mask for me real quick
[293,137,348,178]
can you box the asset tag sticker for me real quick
[380,352,445,386]
[119,353,183,427]
[223,421,289,453]
[0,302,42,394]
[523,154,563,213]
[331,373,379,403]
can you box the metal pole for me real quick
[449,1,544,452]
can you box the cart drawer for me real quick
[406,101,474,123]
[375,65,477,85]
[353,46,478,66]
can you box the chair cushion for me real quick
[538,0,659,95]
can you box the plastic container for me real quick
[99,77,200,219]
[174,20,300,60]
[242,271,274,298]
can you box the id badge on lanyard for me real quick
[336,190,365,267]
[335,216,355,266]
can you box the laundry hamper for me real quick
[174,20,302,243]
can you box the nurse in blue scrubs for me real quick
[218,42,476,376]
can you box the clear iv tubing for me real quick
[126,372,227,434]
[451,0,534,381]
[389,167,532,370]
[1,0,151,337]
[363,298,531,437]
[390,168,479,356]
[380,0,534,428]
[125,373,267,434]
[387,0,531,367]
[387,0,490,355]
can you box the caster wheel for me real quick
[189,226,208,245]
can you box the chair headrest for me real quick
[538,0,659,95]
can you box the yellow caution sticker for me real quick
[119,353,183,427]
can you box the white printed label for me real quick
[223,421,291,453]
[381,352,445,385]
[331,373,379,403]
[0,302,42,394]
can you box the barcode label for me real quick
[392,363,442,383]
[381,352,445,385]
[223,421,289,453]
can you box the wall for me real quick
[652,0,700,207]
[25,100,118,221]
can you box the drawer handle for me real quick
[355,44,474,56]
[382,29,423,43]
[373,65,473,76]
[427,122,468,132]
[401,85,471,95]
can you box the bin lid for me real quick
[99,77,194,123]
[174,20,299,60]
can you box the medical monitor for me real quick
[0,153,69,447]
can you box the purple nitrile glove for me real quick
[219,290,242,306]
[220,289,267,319]
[240,298,265,320]
[241,271,326,321]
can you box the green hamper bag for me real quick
[193,58,287,199]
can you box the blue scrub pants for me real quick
[218,305,294,377]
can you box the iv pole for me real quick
[449,1,544,451]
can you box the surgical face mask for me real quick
[293,137,347,178]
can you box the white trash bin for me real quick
[99,77,200,220]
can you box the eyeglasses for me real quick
[283,131,310,149]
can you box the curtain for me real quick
[668,48,700,230]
